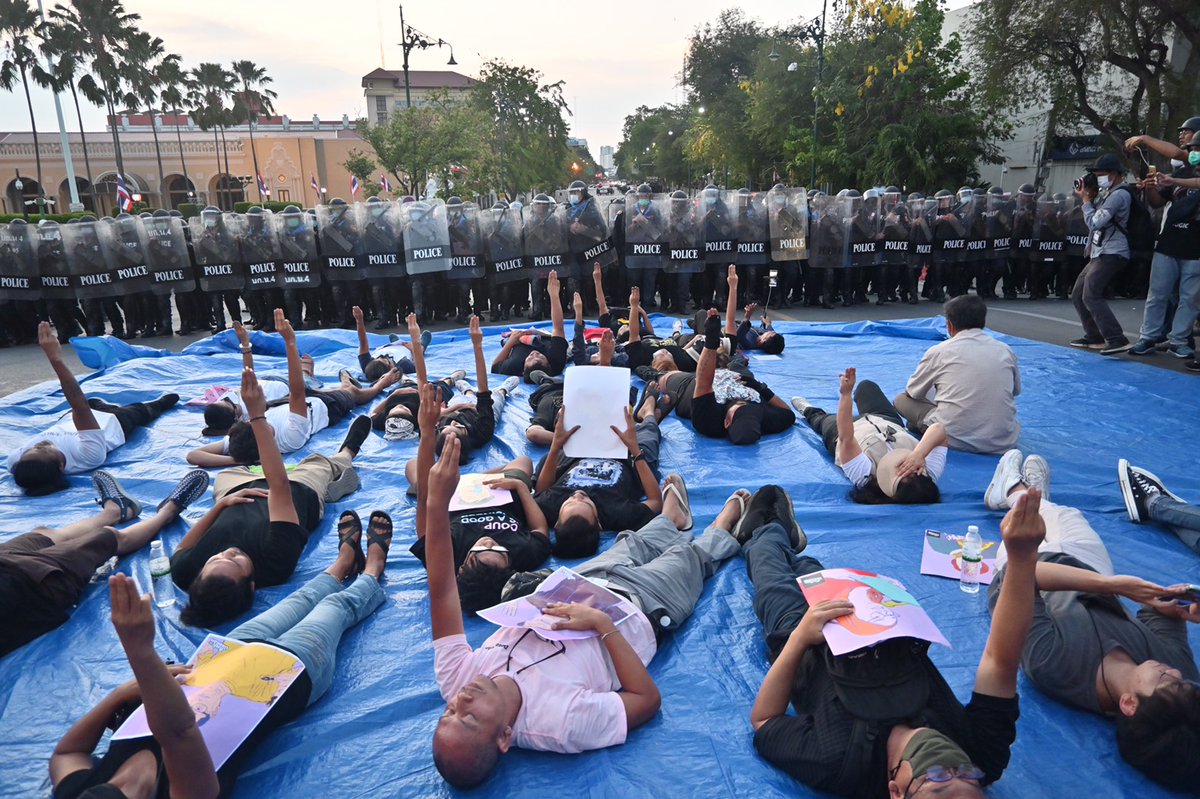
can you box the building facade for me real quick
[361,69,478,125]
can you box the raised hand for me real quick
[598,328,615,364]
[468,315,483,346]
[428,434,461,504]
[547,269,560,295]
[275,309,295,344]
[351,305,364,324]
[417,381,441,435]
[37,321,62,361]
[573,291,584,318]
[727,263,738,288]
[233,320,250,346]
[999,487,1047,559]
[838,367,856,396]
[240,366,266,417]
[109,572,156,655]
[406,312,422,346]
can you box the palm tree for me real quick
[230,60,277,203]
[191,62,237,209]
[123,32,176,208]
[1,0,46,209]
[49,0,142,180]
[157,57,195,206]
[33,28,98,210]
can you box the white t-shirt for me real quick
[6,410,125,474]
[221,397,330,455]
[841,445,947,488]
[213,378,290,418]
[434,612,657,754]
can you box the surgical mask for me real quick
[705,195,717,205]
[900,728,973,784]
[637,199,650,210]
[1189,151,1200,167]
[569,193,581,205]
[1097,175,1112,190]
[1171,158,1184,169]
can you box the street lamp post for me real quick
[14,171,28,221]
[811,0,828,189]
[398,4,457,110]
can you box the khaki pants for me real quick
[214,451,358,516]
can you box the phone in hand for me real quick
[768,268,779,289]
[1157,584,1200,606]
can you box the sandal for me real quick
[366,510,394,556]
[337,510,365,577]
[662,473,693,531]
[725,489,752,539]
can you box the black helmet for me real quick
[532,193,552,203]
[1178,116,1200,133]
[670,190,688,201]
[282,204,301,214]
[907,191,925,202]
[138,211,153,220]
[366,196,382,204]
[246,206,264,216]
[1052,192,1067,203]
[168,209,183,218]
[490,201,509,211]
[885,185,901,195]
[152,208,171,217]
[636,183,652,195]
[770,182,786,192]
[987,186,1005,197]
[568,180,587,192]
[972,187,986,197]
[1018,183,1036,196]
[934,189,952,198]
[446,195,463,207]
[1189,131,1200,148]
[202,205,220,213]
[329,197,347,206]
[78,213,97,222]
[737,187,751,196]
[9,217,26,227]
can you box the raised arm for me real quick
[241,367,298,526]
[468,315,488,393]
[426,435,466,639]
[1125,134,1187,162]
[974,489,1046,698]
[353,305,370,359]
[548,269,565,339]
[414,382,441,541]
[592,262,609,318]
[694,309,721,398]
[833,368,862,465]
[725,265,739,335]
[275,309,306,419]
[233,322,254,370]
[185,441,237,468]
[626,287,642,344]
[598,329,615,367]
[612,407,662,512]
[38,322,99,432]
[535,410,578,493]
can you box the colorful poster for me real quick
[448,472,513,512]
[920,529,999,585]
[113,635,305,769]
[478,566,637,641]
[798,568,951,656]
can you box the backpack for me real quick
[1113,184,1156,258]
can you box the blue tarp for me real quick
[1,317,1196,799]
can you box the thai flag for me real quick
[115,174,133,212]
[379,174,391,193]
[311,175,320,194]
[257,172,269,197]
[350,175,361,196]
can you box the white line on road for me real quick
[988,305,1137,340]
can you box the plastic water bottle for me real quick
[149,540,175,608]
[960,525,983,594]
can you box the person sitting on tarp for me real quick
[736,302,786,355]
[351,304,420,382]
[0,468,208,659]
[172,368,371,628]
[420,420,744,789]
[984,449,1200,793]
[893,295,1021,455]
[791,367,945,505]
[187,310,399,467]
[49,509,392,799]
[491,270,569,383]
[7,322,179,497]
[1118,458,1200,557]
[742,483,1046,798]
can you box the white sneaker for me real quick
[1022,454,1050,501]
[501,376,520,394]
[790,396,812,414]
[984,449,1024,510]
[671,319,684,337]
[448,369,467,383]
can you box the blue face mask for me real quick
[637,199,650,210]
[1189,151,1200,167]
[569,194,581,205]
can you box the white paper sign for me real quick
[563,366,631,459]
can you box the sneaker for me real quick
[634,365,664,382]
[1154,337,1170,351]
[93,471,142,521]
[420,329,433,350]
[1100,340,1134,356]
[340,415,372,456]
[527,369,553,386]
[770,486,807,552]
[447,369,467,383]
[671,319,684,337]
[1167,343,1194,359]
[159,469,210,512]
[1118,459,1182,523]
[1022,454,1051,502]
[454,379,473,395]
[1129,339,1156,356]
[1069,338,1105,350]
[790,396,812,414]
[1187,359,1200,372]
[984,449,1025,511]
[500,376,519,394]
[338,368,363,389]
[733,485,778,545]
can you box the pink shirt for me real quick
[434,614,657,754]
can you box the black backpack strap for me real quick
[837,717,882,790]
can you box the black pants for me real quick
[800,380,904,456]
[744,520,825,660]
[90,395,176,439]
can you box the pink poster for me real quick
[919,529,999,585]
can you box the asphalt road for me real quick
[0,295,1191,398]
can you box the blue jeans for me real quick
[1139,253,1200,348]
[229,573,385,704]
[742,522,825,660]
[1147,494,1200,555]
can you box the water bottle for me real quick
[960,525,983,594]
[149,540,175,608]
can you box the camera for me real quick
[1073,173,1098,194]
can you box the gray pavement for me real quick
[0,294,1192,398]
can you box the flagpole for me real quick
[36,0,83,211]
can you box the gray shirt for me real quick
[989,553,1198,714]
[905,327,1021,454]
[1083,185,1131,259]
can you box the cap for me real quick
[726,402,764,445]
[1087,153,1125,173]
[823,636,932,721]
[874,450,911,498]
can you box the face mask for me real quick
[1171,158,1184,169]
[1097,175,1112,190]
[900,728,973,785]
[569,194,581,205]
[637,199,650,210]
[1189,152,1200,167]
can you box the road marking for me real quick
[988,305,1137,340]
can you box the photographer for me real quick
[1069,154,1134,355]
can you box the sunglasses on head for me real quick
[906,764,984,797]
[468,544,509,554]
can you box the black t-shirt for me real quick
[170,480,321,590]
[753,647,1019,797]
[535,457,656,533]
[624,339,699,372]
[493,335,568,377]
[529,388,563,432]
[54,667,312,799]
[409,500,551,572]
[440,391,495,449]
[660,373,697,418]
[1155,174,1200,259]
[691,393,794,440]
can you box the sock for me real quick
[340,415,371,456]
[704,314,722,350]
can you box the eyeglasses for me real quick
[468,544,509,555]
[505,628,566,675]
[906,764,985,797]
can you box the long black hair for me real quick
[849,474,941,505]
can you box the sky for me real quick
[1,0,975,157]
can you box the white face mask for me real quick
[1170,159,1184,169]
[1097,175,1112,190]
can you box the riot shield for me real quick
[961,194,990,263]
[605,197,626,230]
[317,203,362,281]
[665,193,704,274]
[65,218,119,299]
[99,215,153,296]
[1061,196,1088,258]
[33,221,73,299]
[240,210,282,290]
[986,194,1013,255]
[880,192,910,265]
[0,221,39,302]
[808,194,848,270]
[566,194,616,271]
[908,199,934,266]
[699,189,737,263]
[1033,196,1065,261]
[768,187,808,262]
[188,210,245,292]
[623,194,667,270]
[143,215,193,294]
[523,200,570,279]
[482,205,526,284]
[358,200,404,280]
[402,200,452,275]
[276,208,321,289]
[1011,194,1035,256]
[446,202,484,280]
[733,191,769,266]
[848,193,882,268]
[932,198,967,264]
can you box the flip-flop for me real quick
[725,489,752,539]
[337,510,365,577]
[662,473,693,531]
[634,382,659,422]
[366,510,394,556]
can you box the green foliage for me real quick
[342,149,381,199]
[177,202,202,218]
[0,212,92,222]
[233,200,295,213]
[614,105,695,185]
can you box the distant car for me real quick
[595,185,615,195]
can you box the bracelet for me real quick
[630,451,644,464]
[239,344,252,352]
[249,415,267,423]
[600,629,619,643]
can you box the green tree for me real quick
[190,61,238,207]
[1,0,47,203]
[231,59,278,203]
[156,56,196,205]
[121,32,176,208]
[342,148,381,199]
[36,22,99,209]
[614,105,695,186]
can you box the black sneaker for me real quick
[87,397,123,414]
[769,486,807,552]
[1118,459,1182,523]
[149,393,180,413]
[159,469,210,512]
[1100,340,1133,356]
[733,485,779,545]
[92,471,142,521]
[527,369,555,386]
[340,415,372,456]
[1069,337,1104,350]
[1186,359,1200,372]
[634,365,664,382]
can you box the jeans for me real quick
[742,522,826,660]
[576,514,740,634]
[802,380,904,456]
[1138,253,1200,348]
[994,497,1113,576]
[1147,494,1200,555]
[228,572,385,705]
[1072,254,1130,344]
[635,417,662,473]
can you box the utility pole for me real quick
[36,0,83,211]
[811,0,827,190]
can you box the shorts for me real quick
[0,528,118,609]
[501,468,533,489]
[690,393,728,439]
[309,388,355,424]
